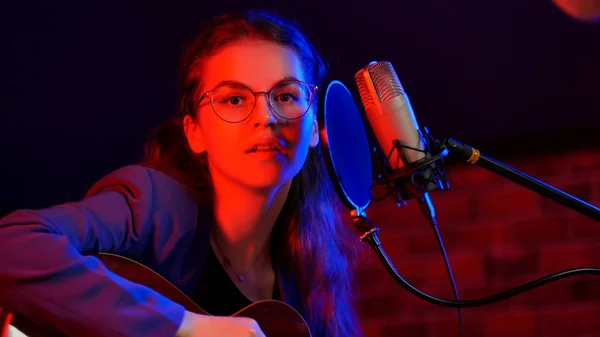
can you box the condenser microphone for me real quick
[355,61,426,170]
[355,61,448,221]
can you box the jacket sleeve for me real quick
[0,165,186,337]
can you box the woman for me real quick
[0,9,362,337]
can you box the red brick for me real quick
[405,230,439,255]
[483,248,539,281]
[392,252,485,288]
[493,215,571,247]
[359,320,384,337]
[380,254,440,287]
[429,316,485,337]
[593,180,600,206]
[374,230,410,258]
[593,188,600,212]
[484,311,536,337]
[441,251,486,284]
[436,223,499,253]
[568,150,600,174]
[536,305,600,336]
[571,276,600,302]
[356,295,407,319]
[570,214,600,241]
[354,266,391,299]
[477,189,540,218]
[539,243,600,274]
[405,223,497,256]
[430,193,479,224]
[445,165,503,191]
[380,321,428,337]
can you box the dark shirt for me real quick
[192,247,280,316]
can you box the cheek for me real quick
[286,117,316,156]
[199,116,242,161]
[207,130,239,155]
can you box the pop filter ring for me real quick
[317,80,372,216]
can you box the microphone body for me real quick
[355,61,447,219]
[355,61,425,171]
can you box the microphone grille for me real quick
[354,70,376,112]
[367,61,405,103]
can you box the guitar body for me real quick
[1,253,312,337]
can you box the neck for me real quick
[210,172,292,269]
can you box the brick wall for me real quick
[354,146,600,337]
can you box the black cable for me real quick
[360,132,600,313]
[352,216,600,308]
[430,217,464,337]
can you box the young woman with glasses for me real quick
[0,9,362,337]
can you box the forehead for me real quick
[200,40,307,91]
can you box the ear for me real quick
[309,116,319,148]
[183,115,206,154]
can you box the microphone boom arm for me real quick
[444,138,600,222]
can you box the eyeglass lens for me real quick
[211,81,313,122]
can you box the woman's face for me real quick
[186,40,319,191]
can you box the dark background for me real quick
[1,0,599,214]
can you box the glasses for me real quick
[198,80,318,123]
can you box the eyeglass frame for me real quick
[195,79,319,123]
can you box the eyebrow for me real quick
[211,76,301,90]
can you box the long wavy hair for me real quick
[142,10,362,337]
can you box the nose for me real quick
[250,94,278,127]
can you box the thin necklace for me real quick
[210,234,270,282]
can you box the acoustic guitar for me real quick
[0,253,312,337]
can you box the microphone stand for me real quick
[353,128,600,309]
[444,137,600,221]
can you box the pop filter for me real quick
[318,80,373,215]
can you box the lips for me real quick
[245,138,284,153]
[247,145,281,152]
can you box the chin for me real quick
[241,173,289,191]
[239,166,299,192]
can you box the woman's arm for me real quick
[0,165,186,337]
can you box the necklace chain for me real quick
[210,234,269,282]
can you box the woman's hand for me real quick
[175,311,266,337]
